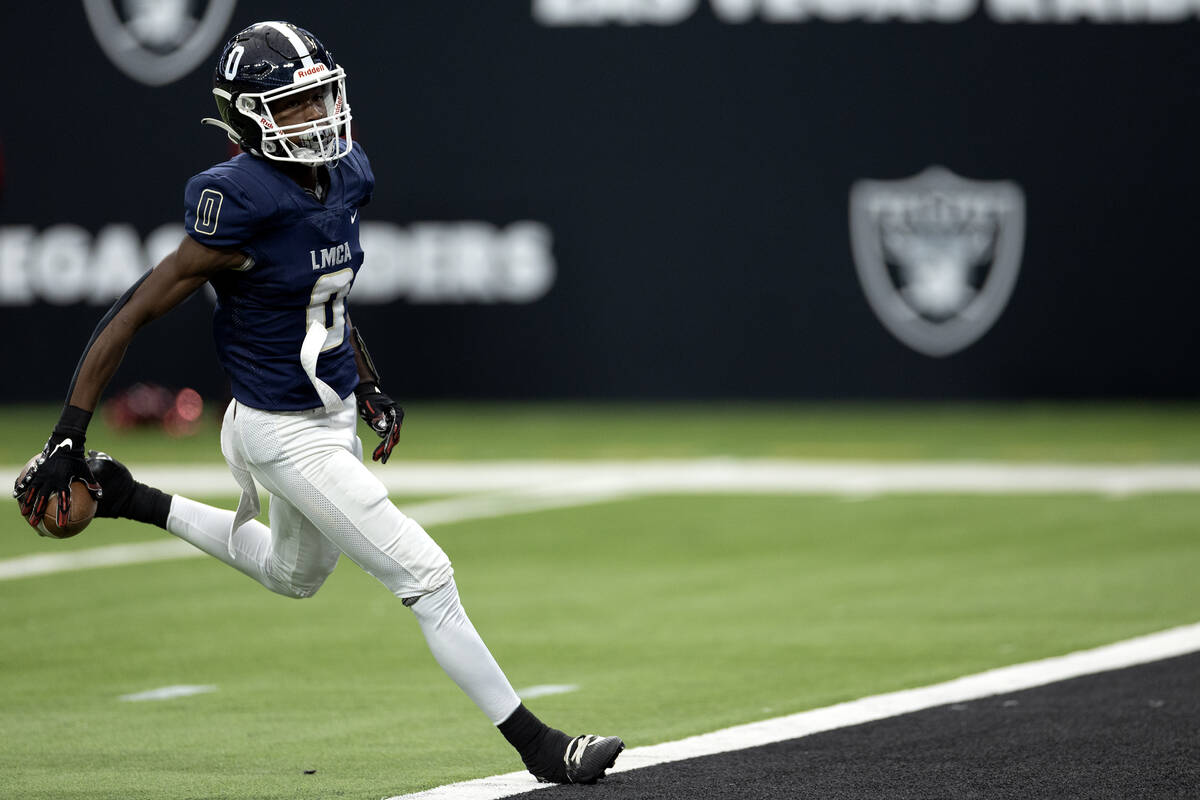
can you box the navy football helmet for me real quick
[202,21,352,165]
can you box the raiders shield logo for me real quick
[849,166,1026,357]
[83,0,238,87]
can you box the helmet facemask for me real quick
[226,65,352,165]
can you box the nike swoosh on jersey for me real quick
[350,210,359,223]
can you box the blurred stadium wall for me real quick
[2,2,1198,401]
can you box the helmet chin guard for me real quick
[205,21,353,166]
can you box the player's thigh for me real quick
[282,446,452,598]
[235,405,451,597]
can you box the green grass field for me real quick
[2,403,1199,799]
[4,401,1200,463]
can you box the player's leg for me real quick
[167,491,340,598]
[245,432,523,721]
[231,401,623,783]
[88,450,339,599]
[408,577,623,783]
[229,404,522,709]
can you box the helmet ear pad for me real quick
[222,94,267,154]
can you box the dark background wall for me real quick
[2,2,1197,401]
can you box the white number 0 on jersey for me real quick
[307,268,353,351]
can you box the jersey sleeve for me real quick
[184,171,261,248]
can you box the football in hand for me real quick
[17,455,98,539]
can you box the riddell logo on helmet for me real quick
[295,65,327,79]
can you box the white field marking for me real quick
[5,458,1200,497]
[403,484,635,526]
[118,684,217,702]
[3,458,1200,583]
[385,622,1200,800]
[517,684,580,700]
[0,487,632,583]
[0,539,204,581]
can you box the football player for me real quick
[12,21,622,787]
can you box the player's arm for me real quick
[69,237,246,411]
[12,237,245,528]
[348,317,404,464]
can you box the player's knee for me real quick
[262,563,336,599]
[360,523,453,600]
[262,545,339,598]
[405,577,461,626]
[381,557,453,603]
[286,570,335,598]
[286,583,323,599]
[261,575,323,599]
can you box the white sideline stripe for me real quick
[4,457,1200,582]
[0,489,627,582]
[119,684,217,702]
[0,539,204,581]
[518,684,579,700]
[5,459,1200,497]
[384,622,1200,800]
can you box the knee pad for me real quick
[264,548,339,599]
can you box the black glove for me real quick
[13,406,103,530]
[355,382,404,464]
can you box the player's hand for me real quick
[355,382,404,464]
[13,432,103,530]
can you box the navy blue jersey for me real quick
[184,143,374,410]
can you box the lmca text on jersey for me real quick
[312,242,353,270]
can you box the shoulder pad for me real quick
[183,158,277,247]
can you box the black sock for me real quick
[498,704,570,782]
[121,484,173,529]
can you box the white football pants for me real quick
[164,397,521,723]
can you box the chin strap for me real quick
[202,117,343,167]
